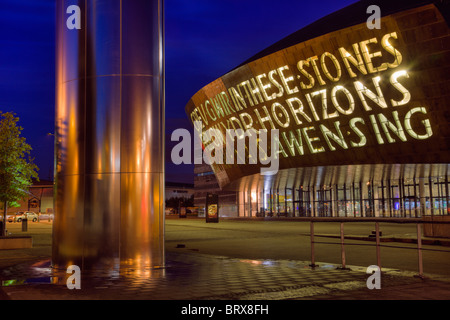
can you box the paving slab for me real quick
[1,251,450,301]
[1,219,450,301]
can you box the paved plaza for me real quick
[1,218,450,301]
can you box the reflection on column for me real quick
[54,0,164,270]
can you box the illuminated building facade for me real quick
[186,0,450,223]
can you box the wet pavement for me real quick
[1,219,450,302]
[1,251,450,301]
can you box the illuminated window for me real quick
[282,129,304,156]
[286,97,312,124]
[338,44,367,78]
[381,32,403,68]
[320,52,342,82]
[349,117,367,147]
[278,65,299,94]
[297,60,315,89]
[369,114,384,144]
[271,102,290,128]
[404,107,433,140]
[320,121,348,151]
[390,70,411,107]
[331,85,355,115]
[256,73,275,101]
[377,111,407,143]
[359,38,388,73]
[354,76,388,111]
[302,126,325,154]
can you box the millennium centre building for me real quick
[186,0,450,226]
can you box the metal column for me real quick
[54,0,165,270]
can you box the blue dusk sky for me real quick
[0,0,357,183]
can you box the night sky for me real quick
[0,0,357,184]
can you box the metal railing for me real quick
[304,217,450,278]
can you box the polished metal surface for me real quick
[54,0,164,270]
[225,163,450,192]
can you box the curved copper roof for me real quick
[185,1,450,190]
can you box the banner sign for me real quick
[206,193,219,223]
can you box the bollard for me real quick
[22,218,28,232]
[416,223,424,279]
[339,222,348,269]
[375,222,381,270]
[310,221,316,268]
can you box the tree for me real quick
[165,195,194,212]
[0,112,39,236]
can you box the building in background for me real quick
[7,180,193,217]
[165,181,195,199]
[4,180,53,215]
[194,163,238,217]
[186,0,450,224]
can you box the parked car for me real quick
[38,212,54,221]
[14,211,39,222]
[7,213,22,223]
